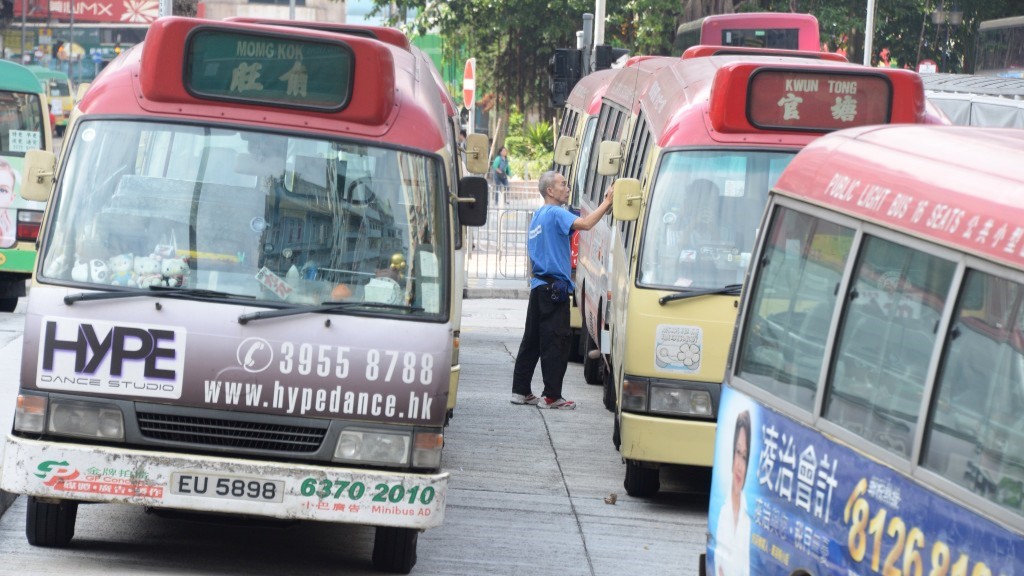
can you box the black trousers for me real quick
[512,284,570,399]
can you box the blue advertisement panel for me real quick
[707,386,1023,576]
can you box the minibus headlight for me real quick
[621,377,649,412]
[334,429,411,466]
[649,385,715,418]
[14,394,47,433]
[48,399,124,440]
[412,431,444,469]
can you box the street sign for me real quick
[463,58,475,110]
[918,59,938,74]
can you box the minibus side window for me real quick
[572,118,597,207]
[556,111,577,181]
[583,106,616,205]
[623,115,650,181]
[736,206,853,410]
[923,270,1024,517]
[825,236,955,458]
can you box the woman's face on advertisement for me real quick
[0,168,14,209]
[732,426,749,489]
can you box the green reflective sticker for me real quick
[186,29,353,110]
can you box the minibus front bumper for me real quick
[619,412,717,467]
[1,435,447,529]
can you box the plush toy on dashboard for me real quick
[134,255,162,288]
[71,259,88,282]
[72,258,109,283]
[108,253,135,286]
[90,259,110,283]
[44,254,67,278]
[161,257,189,287]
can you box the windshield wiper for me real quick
[148,284,256,300]
[238,300,424,325]
[65,284,254,305]
[658,283,743,305]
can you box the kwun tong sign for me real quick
[14,0,159,23]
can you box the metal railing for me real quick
[464,181,541,282]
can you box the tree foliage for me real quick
[372,0,1024,119]
[371,0,591,119]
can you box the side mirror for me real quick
[21,149,57,202]
[597,140,622,176]
[612,178,641,222]
[552,135,578,166]
[457,175,489,227]
[75,83,90,103]
[464,133,490,175]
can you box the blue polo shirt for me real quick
[528,205,577,290]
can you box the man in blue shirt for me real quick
[511,171,614,409]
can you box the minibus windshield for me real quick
[638,149,793,290]
[47,79,72,98]
[40,120,450,317]
[0,91,46,154]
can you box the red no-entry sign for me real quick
[463,58,476,110]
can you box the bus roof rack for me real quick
[682,44,848,63]
[922,73,1024,99]
[224,17,412,52]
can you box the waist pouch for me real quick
[539,276,569,303]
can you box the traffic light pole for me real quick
[581,13,593,78]
[68,0,74,79]
[549,9,623,108]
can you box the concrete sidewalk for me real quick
[464,275,530,300]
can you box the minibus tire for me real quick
[372,526,418,574]
[623,460,660,498]
[569,329,584,363]
[26,496,77,547]
[602,366,615,412]
[612,414,621,450]
[582,324,603,385]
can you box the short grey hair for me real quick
[538,170,559,199]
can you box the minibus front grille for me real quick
[137,412,326,453]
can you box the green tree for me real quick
[605,0,684,57]
[370,0,590,119]
[504,107,554,179]
[371,0,1024,112]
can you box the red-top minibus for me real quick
[553,67,618,359]
[595,53,941,497]
[675,12,821,55]
[223,16,476,422]
[564,56,677,388]
[0,16,488,574]
[709,124,1024,574]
